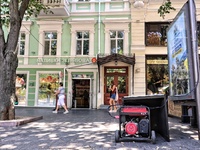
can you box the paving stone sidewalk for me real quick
[0,107,200,150]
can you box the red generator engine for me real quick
[115,106,156,144]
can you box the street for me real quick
[0,107,200,150]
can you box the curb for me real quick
[0,116,43,127]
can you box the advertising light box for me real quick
[167,1,196,101]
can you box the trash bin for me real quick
[122,94,170,142]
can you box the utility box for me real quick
[123,95,170,142]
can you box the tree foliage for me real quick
[0,0,52,120]
[1,0,52,27]
[158,0,176,19]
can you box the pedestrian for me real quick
[109,80,117,112]
[52,82,69,114]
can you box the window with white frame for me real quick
[44,32,57,55]
[110,30,124,54]
[76,31,89,55]
[18,32,26,55]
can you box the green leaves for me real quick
[0,0,53,26]
[158,0,176,19]
[25,0,53,19]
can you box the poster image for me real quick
[167,12,190,96]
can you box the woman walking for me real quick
[53,82,69,114]
[109,80,117,112]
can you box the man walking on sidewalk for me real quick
[52,82,69,114]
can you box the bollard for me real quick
[74,99,77,108]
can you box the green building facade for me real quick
[15,0,132,109]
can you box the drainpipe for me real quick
[97,0,101,108]
[98,0,101,54]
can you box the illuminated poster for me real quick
[167,12,190,96]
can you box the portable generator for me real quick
[115,106,156,144]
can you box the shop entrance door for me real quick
[104,67,128,105]
[72,79,90,108]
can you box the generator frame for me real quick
[115,105,156,144]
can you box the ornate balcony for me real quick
[36,0,70,16]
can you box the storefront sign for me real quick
[37,57,91,64]
[147,60,168,64]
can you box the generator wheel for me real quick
[151,130,156,144]
[115,130,120,143]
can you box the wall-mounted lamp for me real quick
[31,51,35,54]
[133,0,144,8]
[64,51,68,54]
[48,32,53,39]
[135,68,141,73]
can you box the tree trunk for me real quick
[0,0,36,120]
[0,1,21,120]
[0,45,18,120]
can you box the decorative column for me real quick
[70,30,76,57]
[67,70,72,108]
[124,29,129,54]
[104,30,110,54]
[89,30,95,56]
[56,30,62,65]
[24,31,30,65]
[37,31,44,65]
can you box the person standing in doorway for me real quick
[109,80,117,112]
[52,82,69,114]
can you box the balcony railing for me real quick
[36,0,70,16]
[36,0,64,5]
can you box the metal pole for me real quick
[98,0,101,54]
[188,0,200,140]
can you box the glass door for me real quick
[104,67,128,105]
[72,79,90,108]
[104,76,114,105]
[117,75,127,104]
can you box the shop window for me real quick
[110,30,124,54]
[76,31,89,55]
[44,32,57,55]
[145,23,169,46]
[16,74,27,105]
[146,56,169,95]
[18,32,26,55]
[38,73,59,106]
